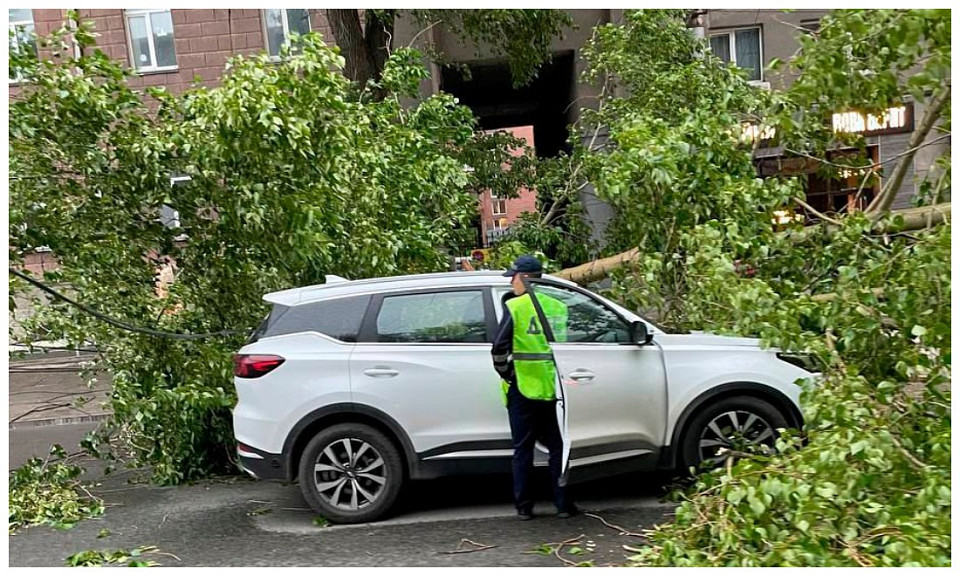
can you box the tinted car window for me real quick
[376,291,486,343]
[248,305,288,343]
[263,295,370,342]
[533,285,631,343]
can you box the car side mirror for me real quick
[631,321,653,345]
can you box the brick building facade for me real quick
[477,126,539,248]
[9,9,334,96]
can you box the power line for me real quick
[9,268,248,340]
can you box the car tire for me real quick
[679,395,789,475]
[298,423,404,524]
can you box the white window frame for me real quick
[262,9,312,59]
[492,217,508,232]
[9,9,35,84]
[167,175,190,241]
[491,195,507,216]
[124,9,178,74]
[709,26,763,83]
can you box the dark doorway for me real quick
[440,51,576,158]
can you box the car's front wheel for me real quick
[679,395,789,474]
[298,423,404,524]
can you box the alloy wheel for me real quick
[312,437,387,511]
[698,410,776,467]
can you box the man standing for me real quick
[492,255,576,520]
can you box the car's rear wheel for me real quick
[679,395,789,474]
[298,423,404,524]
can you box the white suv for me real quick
[232,271,815,523]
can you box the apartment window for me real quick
[491,195,507,216]
[709,27,762,82]
[9,9,36,82]
[263,9,311,57]
[492,218,508,232]
[125,9,177,72]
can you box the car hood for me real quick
[665,331,765,348]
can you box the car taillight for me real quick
[233,354,285,378]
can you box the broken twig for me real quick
[555,534,586,567]
[444,538,497,554]
[584,512,647,539]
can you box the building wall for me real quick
[705,9,829,90]
[10,8,949,250]
[478,126,539,247]
[10,9,334,97]
[707,9,945,211]
[397,9,613,120]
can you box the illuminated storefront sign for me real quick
[831,103,914,137]
[740,102,914,145]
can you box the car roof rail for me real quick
[325,274,349,284]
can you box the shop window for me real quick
[802,148,880,220]
[757,147,879,223]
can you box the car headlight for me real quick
[776,352,824,374]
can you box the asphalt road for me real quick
[9,422,678,567]
[9,421,103,469]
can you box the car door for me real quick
[349,287,512,464]
[521,282,668,482]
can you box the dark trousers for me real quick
[506,384,570,514]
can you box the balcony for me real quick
[485,228,510,243]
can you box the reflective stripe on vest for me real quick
[505,293,568,401]
[513,352,554,361]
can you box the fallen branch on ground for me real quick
[584,512,647,538]
[444,538,498,554]
[552,534,586,567]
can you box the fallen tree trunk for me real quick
[555,202,951,285]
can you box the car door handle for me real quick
[568,370,595,381]
[363,368,399,378]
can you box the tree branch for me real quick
[555,203,950,285]
[406,20,441,49]
[794,196,842,225]
[866,86,952,215]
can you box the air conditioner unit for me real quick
[749,80,772,90]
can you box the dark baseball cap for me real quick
[503,254,543,277]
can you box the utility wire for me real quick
[9,268,247,340]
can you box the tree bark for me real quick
[327,9,372,86]
[365,10,395,83]
[865,86,951,215]
[555,203,951,285]
[554,248,639,284]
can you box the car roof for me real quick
[263,271,578,307]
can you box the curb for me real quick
[9,413,112,430]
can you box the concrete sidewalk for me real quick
[9,353,112,429]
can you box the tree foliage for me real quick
[327,9,573,90]
[9,17,523,483]
[9,444,104,533]
[762,9,951,215]
[555,9,950,566]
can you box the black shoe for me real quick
[517,510,535,521]
[556,506,579,519]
